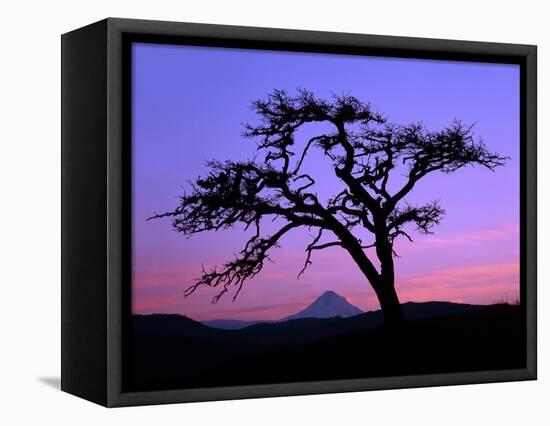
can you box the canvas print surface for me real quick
[129,42,523,391]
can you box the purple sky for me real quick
[132,42,520,320]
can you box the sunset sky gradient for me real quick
[132,42,520,320]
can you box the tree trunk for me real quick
[376,281,405,329]
[339,228,404,329]
[373,226,405,329]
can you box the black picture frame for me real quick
[61,17,537,407]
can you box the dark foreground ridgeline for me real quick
[127,302,525,392]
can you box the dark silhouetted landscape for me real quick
[127,295,525,391]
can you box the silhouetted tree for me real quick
[150,89,508,327]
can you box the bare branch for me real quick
[185,223,298,302]
[388,201,446,244]
[298,228,324,278]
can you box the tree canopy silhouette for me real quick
[150,89,508,327]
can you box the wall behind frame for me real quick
[0,0,546,425]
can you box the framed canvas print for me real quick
[61,18,537,407]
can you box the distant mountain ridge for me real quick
[202,290,362,329]
[281,290,363,321]
[133,301,497,343]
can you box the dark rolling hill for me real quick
[128,301,525,391]
[134,300,486,343]
[132,313,220,337]
[201,319,272,330]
